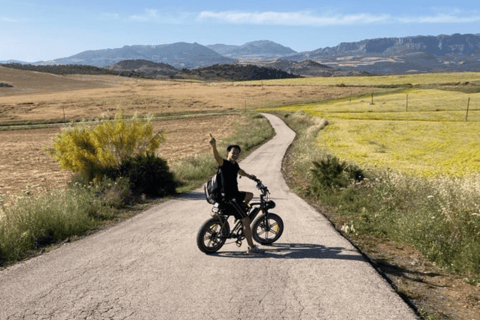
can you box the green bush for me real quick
[110,154,176,197]
[310,155,365,190]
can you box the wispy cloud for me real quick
[130,9,158,22]
[197,11,389,26]
[398,13,480,24]
[129,9,193,24]
[100,13,120,20]
[197,10,480,26]
[0,17,19,23]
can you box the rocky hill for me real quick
[106,60,179,77]
[177,64,300,81]
[52,42,236,69]
[285,33,480,74]
[290,33,480,58]
[248,59,369,77]
[207,40,297,59]
[2,60,300,81]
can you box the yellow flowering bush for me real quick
[48,110,166,180]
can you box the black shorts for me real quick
[228,191,248,220]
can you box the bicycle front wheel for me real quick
[197,217,230,254]
[252,213,284,245]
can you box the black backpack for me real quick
[204,167,224,204]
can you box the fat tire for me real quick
[197,217,230,254]
[252,213,284,245]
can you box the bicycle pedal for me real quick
[236,240,242,247]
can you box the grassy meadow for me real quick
[271,84,480,177]
[264,72,480,280]
[243,71,480,86]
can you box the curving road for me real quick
[0,113,418,319]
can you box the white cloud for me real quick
[197,10,480,26]
[128,9,193,24]
[397,13,480,24]
[130,9,158,22]
[197,11,390,26]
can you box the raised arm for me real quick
[209,134,223,166]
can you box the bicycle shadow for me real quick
[213,243,365,261]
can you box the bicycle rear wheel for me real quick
[252,213,283,245]
[197,217,230,254]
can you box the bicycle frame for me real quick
[211,180,274,246]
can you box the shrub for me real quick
[310,155,365,190]
[48,110,166,180]
[110,154,176,197]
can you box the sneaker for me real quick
[247,245,263,254]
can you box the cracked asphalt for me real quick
[0,113,419,319]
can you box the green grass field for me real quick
[241,72,480,86]
[266,74,480,177]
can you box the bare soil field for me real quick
[0,115,241,195]
[0,66,366,194]
[0,66,369,123]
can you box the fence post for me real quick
[466,97,470,121]
[406,94,408,112]
[370,88,374,105]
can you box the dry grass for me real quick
[0,115,241,195]
[0,67,360,195]
[0,67,368,123]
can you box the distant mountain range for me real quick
[3,33,480,75]
[49,42,235,69]
[206,40,297,59]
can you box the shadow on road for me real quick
[175,191,206,200]
[213,243,365,261]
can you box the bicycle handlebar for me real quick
[254,179,269,195]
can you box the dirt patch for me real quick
[0,114,241,195]
[0,66,119,96]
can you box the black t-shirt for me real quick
[220,159,240,197]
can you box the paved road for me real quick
[0,113,418,320]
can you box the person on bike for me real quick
[209,134,262,253]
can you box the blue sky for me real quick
[1,0,479,62]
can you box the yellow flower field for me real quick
[315,119,480,176]
[272,88,480,177]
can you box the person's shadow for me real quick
[213,243,366,261]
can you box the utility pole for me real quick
[466,97,470,121]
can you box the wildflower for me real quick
[427,195,434,199]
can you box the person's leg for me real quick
[241,217,255,248]
[236,192,257,250]
[244,192,253,205]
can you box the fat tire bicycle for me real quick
[197,179,284,254]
